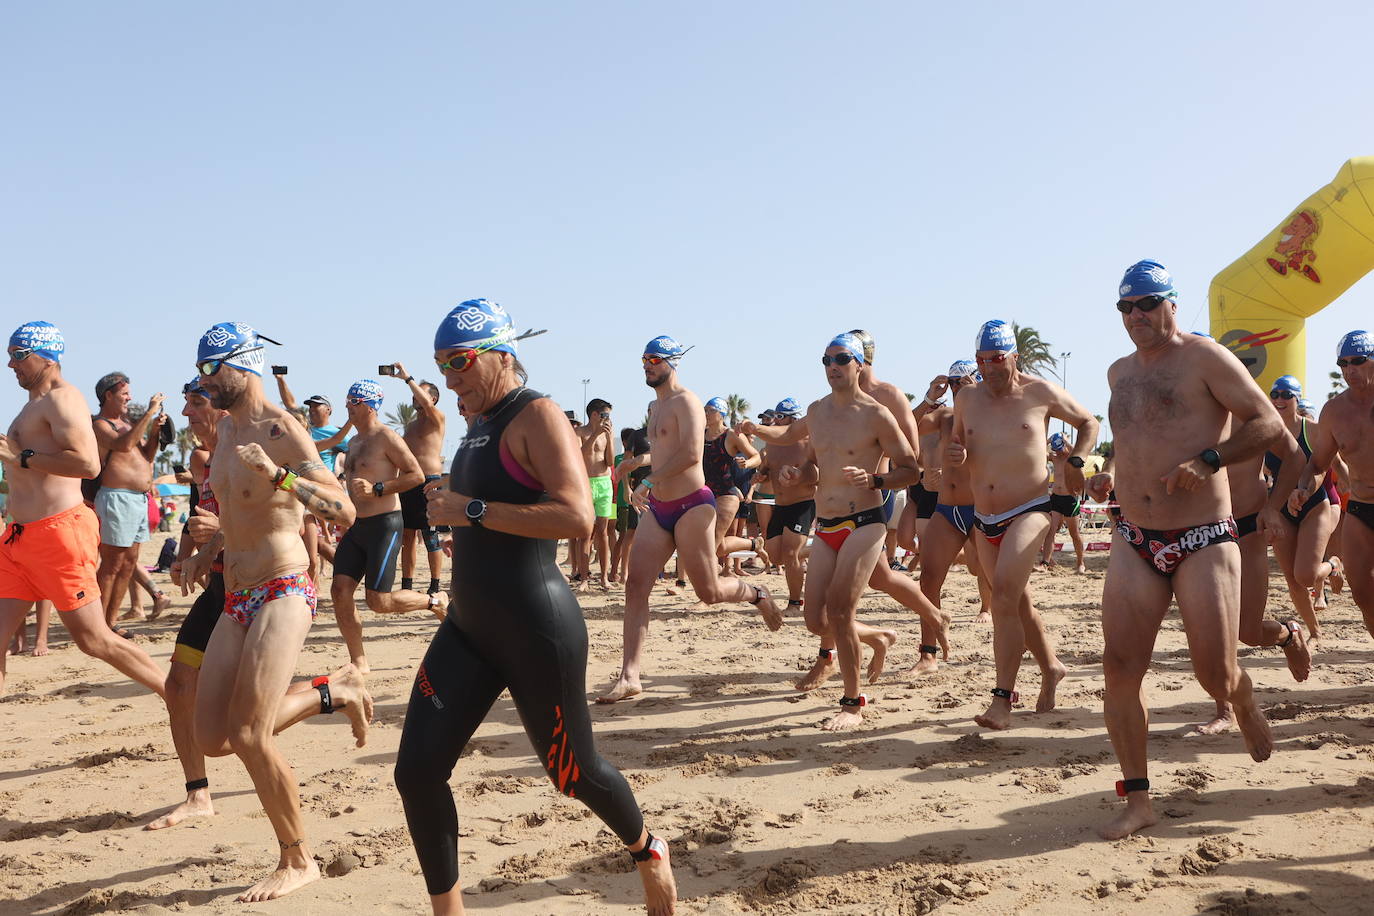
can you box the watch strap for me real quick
[20,449,35,469]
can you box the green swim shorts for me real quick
[589,475,615,519]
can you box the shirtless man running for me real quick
[791,333,920,729]
[575,398,616,590]
[1098,261,1277,840]
[181,322,366,900]
[598,336,783,704]
[332,379,447,673]
[758,398,814,619]
[1293,330,1374,643]
[1040,433,1088,572]
[948,319,1091,730]
[0,322,167,698]
[388,365,447,597]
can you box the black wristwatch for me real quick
[20,449,35,469]
[1067,456,1085,469]
[871,475,885,491]
[1198,448,1222,473]
[372,481,385,497]
[465,498,488,527]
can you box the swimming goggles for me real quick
[642,355,672,366]
[435,338,506,373]
[197,345,264,376]
[1116,294,1171,315]
[821,352,859,367]
[8,348,34,362]
[1337,355,1369,368]
[975,353,1011,365]
[1269,390,1297,400]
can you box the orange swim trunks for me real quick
[0,503,102,612]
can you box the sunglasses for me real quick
[435,339,505,373]
[950,375,975,385]
[196,344,263,377]
[975,353,1010,365]
[1270,390,1297,400]
[1116,294,1171,314]
[642,355,674,366]
[1337,355,1369,368]
[821,352,859,367]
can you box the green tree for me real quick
[725,394,750,427]
[385,403,416,432]
[175,426,197,467]
[1329,370,1347,400]
[1012,323,1058,378]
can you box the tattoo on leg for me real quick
[279,837,304,849]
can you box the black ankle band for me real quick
[991,687,1014,699]
[920,644,939,656]
[629,832,664,862]
[787,598,803,607]
[1116,778,1149,796]
[819,648,835,660]
[185,777,209,792]
[312,676,334,714]
[838,695,867,708]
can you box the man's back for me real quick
[403,413,445,477]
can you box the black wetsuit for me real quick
[393,386,645,896]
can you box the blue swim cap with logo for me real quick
[705,396,728,415]
[10,321,65,363]
[974,320,1016,354]
[1119,259,1177,298]
[183,377,209,397]
[198,322,265,376]
[434,299,517,355]
[1338,330,1374,360]
[827,334,865,363]
[643,335,692,364]
[948,359,980,381]
[1049,432,1067,452]
[348,379,385,411]
[1270,374,1302,395]
[775,397,802,417]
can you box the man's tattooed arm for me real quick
[290,477,356,526]
[294,459,327,476]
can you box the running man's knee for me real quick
[330,578,354,602]
[227,723,273,759]
[1193,658,1241,700]
[365,590,394,613]
[1101,644,1151,684]
[165,664,198,705]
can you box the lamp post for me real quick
[581,378,591,422]
[1058,352,1071,434]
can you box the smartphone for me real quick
[172,464,187,474]
[272,365,288,375]
[378,365,395,376]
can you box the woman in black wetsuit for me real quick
[393,299,676,916]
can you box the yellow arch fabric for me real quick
[1209,157,1374,391]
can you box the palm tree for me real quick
[385,403,416,432]
[1012,323,1058,378]
[1329,370,1346,400]
[724,394,750,427]
[175,426,198,467]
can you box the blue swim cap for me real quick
[775,397,802,417]
[198,322,264,376]
[1190,331,1214,339]
[974,320,1016,354]
[183,377,209,397]
[1298,398,1314,412]
[348,379,385,411]
[827,334,865,364]
[10,321,65,364]
[1270,374,1302,395]
[948,359,979,381]
[434,299,517,355]
[704,396,728,416]
[1338,330,1374,360]
[1119,259,1177,299]
[643,335,692,364]
[1049,432,1067,452]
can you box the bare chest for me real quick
[346,433,395,478]
[1109,369,1193,432]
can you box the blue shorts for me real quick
[95,487,150,548]
[934,503,976,538]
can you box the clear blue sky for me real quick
[5,3,1374,457]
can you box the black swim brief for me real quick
[767,500,816,540]
[1116,515,1238,578]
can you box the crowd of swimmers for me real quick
[2,257,1374,913]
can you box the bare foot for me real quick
[863,629,898,684]
[149,592,171,620]
[974,609,992,625]
[1036,662,1067,713]
[29,642,48,657]
[1307,633,1323,655]
[1097,797,1157,840]
[597,676,643,704]
[237,856,321,902]
[1075,564,1087,574]
[1194,703,1233,735]
[576,578,591,594]
[1280,620,1311,682]
[119,608,147,622]
[351,656,370,676]
[428,591,449,621]
[1329,556,1345,594]
[634,839,677,916]
[973,696,1013,730]
[1234,698,1274,762]
[328,663,374,748]
[902,652,939,679]
[821,708,864,731]
[749,585,784,631]
[794,654,838,692]
[145,789,215,830]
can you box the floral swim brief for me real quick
[224,571,317,626]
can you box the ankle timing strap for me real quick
[838,694,867,708]
[919,643,939,656]
[787,598,803,607]
[312,676,335,714]
[1116,778,1149,796]
[1279,620,1300,648]
[991,687,1018,702]
[818,648,835,660]
[629,833,667,862]
[185,777,209,792]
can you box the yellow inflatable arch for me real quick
[1210,157,1374,392]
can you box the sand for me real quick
[3,549,1373,915]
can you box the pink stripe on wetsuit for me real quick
[499,439,544,491]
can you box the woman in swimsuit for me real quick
[1267,375,1344,646]
[393,299,675,916]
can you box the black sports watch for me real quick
[871,475,885,491]
[1067,456,1085,469]
[20,449,35,469]
[1198,448,1222,473]
[372,481,385,497]
[465,498,488,527]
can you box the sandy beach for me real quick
[3,549,1373,915]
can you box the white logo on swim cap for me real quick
[1147,266,1170,284]
[204,327,236,348]
[1119,282,1132,296]
[451,308,491,332]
